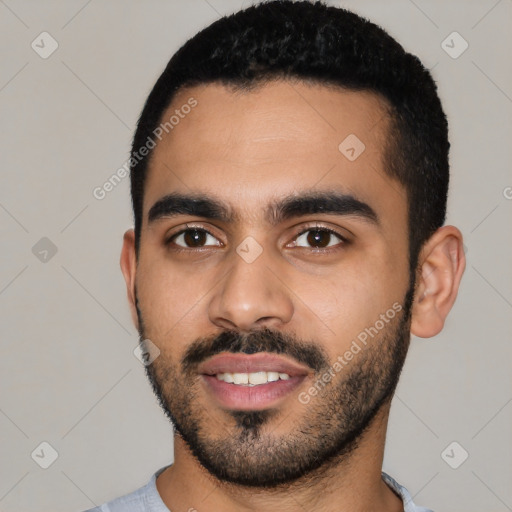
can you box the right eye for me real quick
[166,228,222,250]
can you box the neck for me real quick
[156,403,402,512]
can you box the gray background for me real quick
[0,0,511,511]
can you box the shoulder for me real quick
[81,485,147,512]
[81,465,172,512]
[381,472,434,512]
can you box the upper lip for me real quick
[199,353,311,377]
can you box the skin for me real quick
[120,80,465,512]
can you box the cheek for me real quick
[289,251,405,348]
[136,258,206,342]
[291,273,385,346]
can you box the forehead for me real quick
[143,80,405,229]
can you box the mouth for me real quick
[198,353,310,411]
[212,370,293,385]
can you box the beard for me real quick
[135,285,414,489]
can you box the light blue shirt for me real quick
[83,465,433,512]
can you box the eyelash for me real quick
[165,224,349,253]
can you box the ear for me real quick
[410,225,466,338]
[120,228,139,332]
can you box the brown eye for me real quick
[169,228,220,249]
[183,229,207,247]
[294,228,345,249]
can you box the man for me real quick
[85,1,465,511]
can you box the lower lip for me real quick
[201,375,306,410]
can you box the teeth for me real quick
[249,371,267,385]
[223,373,234,383]
[215,371,291,385]
[267,372,280,382]
[233,373,248,385]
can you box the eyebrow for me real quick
[147,190,379,227]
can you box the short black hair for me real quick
[130,0,449,276]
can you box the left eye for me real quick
[293,228,345,249]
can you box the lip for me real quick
[198,353,311,411]
[198,353,311,377]
[201,374,307,410]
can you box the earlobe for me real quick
[120,229,139,331]
[410,225,466,338]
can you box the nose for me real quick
[208,246,294,332]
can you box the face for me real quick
[130,81,413,487]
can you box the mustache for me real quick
[181,326,329,375]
